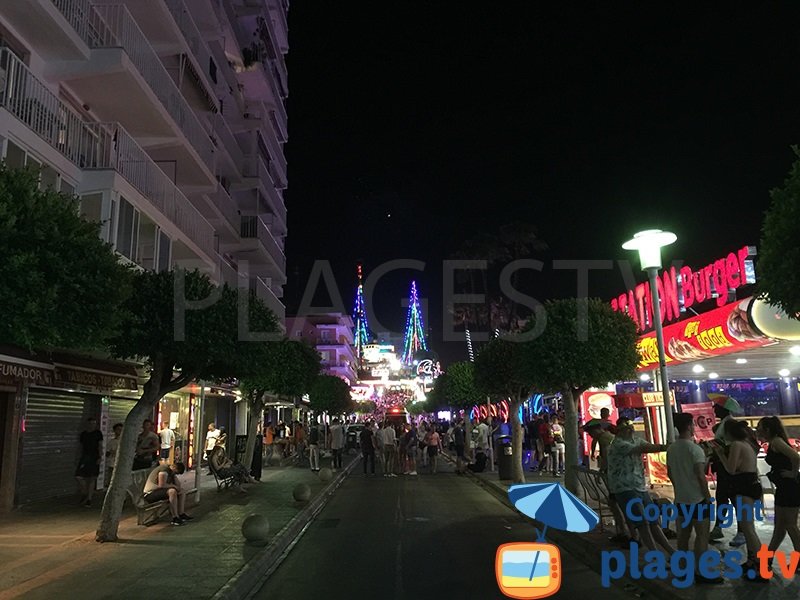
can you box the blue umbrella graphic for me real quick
[508,483,599,581]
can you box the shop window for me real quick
[4,140,26,169]
[707,380,782,416]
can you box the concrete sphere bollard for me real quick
[292,483,311,502]
[318,467,333,483]
[241,514,270,544]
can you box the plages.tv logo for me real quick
[498,483,599,599]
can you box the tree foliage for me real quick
[438,362,483,409]
[97,270,279,542]
[757,147,800,318]
[309,375,353,415]
[242,339,320,398]
[0,164,131,350]
[522,298,640,492]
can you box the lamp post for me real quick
[623,229,677,443]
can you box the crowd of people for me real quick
[583,399,800,584]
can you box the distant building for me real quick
[286,314,358,385]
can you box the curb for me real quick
[441,453,684,600]
[212,458,359,600]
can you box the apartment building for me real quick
[0,0,288,508]
[286,314,359,386]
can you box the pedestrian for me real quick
[294,421,306,464]
[405,423,419,475]
[425,425,442,473]
[591,407,615,462]
[757,416,800,563]
[537,414,554,475]
[360,421,376,475]
[382,421,397,477]
[551,417,565,475]
[75,417,103,507]
[205,422,220,467]
[159,424,175,465]
[606,418,672,555]
[308,423,321,472]
[329,418,345,470]
[711,418,765,580]
[134,419,159,470]
[143,461,193,526]
[263,421,275,465]
[453,419,466,474]
[104,422,123,488]
[667,413,724,584]
[527,415,542,471]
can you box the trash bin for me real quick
[498,435,513,480]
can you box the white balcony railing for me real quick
[212,183,240,234]
[252,275,284,317]
[243,154,287,225]
[213,114,244,171]
[240,216,286,273]
[69,3,216,171]
[83,122,216,261]
[0,48,96,167]
[51,0,95,47]
[163,0,217,95]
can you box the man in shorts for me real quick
[607,418,671,554]
[143,461,192,526]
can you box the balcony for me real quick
[0,0,90,60]
[203,183,240,241]
[51,3,216,184]
[256,128,286,189]
[252,276,285,320]
[242,154,287,227]
[0,49,96,168]
[212,113,244,175]
[239,216,286,279]
[81,122,216,263]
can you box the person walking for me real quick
[159,425,175,465]
[402,424,418,475]
[757,416,800,563]
[329,418,345,470]
[75,417,103,507]
[382,421,397,477]
[308,423,321,472]
[425,426,442,474]
[667,413,723,584]
[551,417,565,475]
[711,418,765,580]
[537,414,554,475]
[360,421,376,475]
[263,421,275,466]
[453,419,466,474]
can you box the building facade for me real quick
[286,314,358,385]
[0,0,289,509]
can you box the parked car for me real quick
[345,423,365,453]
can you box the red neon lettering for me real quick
[693,271,706,303]
[738,246,751,284]
[611,298,618,312]
[661,267,680,322]
[713,259,728,307]
[680,266,694,309]
[628,290,638,330]
[726,252,740,289]
[635,284,647,330]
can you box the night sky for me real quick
[283,3,800,364]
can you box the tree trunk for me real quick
[242,393,263,474]
[562,387,580,494]
[510,397,525,484]
[95,371,164,542]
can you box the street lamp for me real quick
[623,229,677,443]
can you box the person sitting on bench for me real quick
[208,446,258,491]
[143,462,193,526]
[468,449,488,473]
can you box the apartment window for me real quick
[157,231,171,272]
[60,179,75,196]
[116,197,139,260]
[320,329,332,341]
[4,141,26,168]
[40,164,59,190]
[137,220,157,270]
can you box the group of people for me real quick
[526,413,567,476]
[357,420,445,476]
[584,402,800,584]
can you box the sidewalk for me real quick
[0,454,357,600]
[452,454,800,599]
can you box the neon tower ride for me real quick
[352,264,370,362]
[401,280,428,365]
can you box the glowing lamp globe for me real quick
[622,229,677,271]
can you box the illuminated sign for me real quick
[471,400,510,422]
[634,298,770,370]
[611,246,756,332]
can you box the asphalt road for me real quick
[255,459,639,599]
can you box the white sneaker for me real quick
[410,471,418,476]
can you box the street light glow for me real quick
[622,229,677,270]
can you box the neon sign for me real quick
[471,400,510,422]
[611,246,756,333]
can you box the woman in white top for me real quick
[550,419,566,476]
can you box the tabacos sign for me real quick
[611,246,756,333]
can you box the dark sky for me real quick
[282,3,800,364]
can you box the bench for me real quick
[574,465,614,532]
[207,455,236,492]
[126,468,171,526]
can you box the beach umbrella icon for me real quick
[506,483,599,583]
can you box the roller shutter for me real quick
[17,391,100,504]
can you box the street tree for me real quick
[438,361,484,454]
[523,298,640,493]
[309,375,353,416]
[96,269,274,542]
[758,147,800,318]
[474,337,535,483]
[0,164,131,350]
[240,339,320,470]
